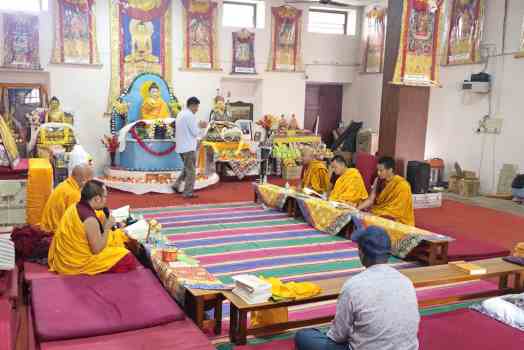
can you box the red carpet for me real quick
[107,177,293,209]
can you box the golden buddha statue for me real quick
[45,97,66,124]
[140,82,170,120]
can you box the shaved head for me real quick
[71,164,94,187]
[301,146,315,165]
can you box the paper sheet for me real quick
[123,219,149,241]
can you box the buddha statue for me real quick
[210,95,230,122]
[140,82,170,120]
[45,97,66,124]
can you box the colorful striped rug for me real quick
[134,202,498,349]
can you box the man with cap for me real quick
[295,226,420,350]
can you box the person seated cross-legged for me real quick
[294,226,420,350]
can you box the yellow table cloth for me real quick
[27,158,53,225]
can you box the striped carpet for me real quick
[135,202,498,349]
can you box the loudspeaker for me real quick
[407,161,430,194]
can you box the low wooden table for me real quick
[185,288,223,335]
[225,258,524,345]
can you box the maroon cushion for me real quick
[0,158,28,179]
[419,308,524,349]
[24,262,57,282]
[39,319,215,350]
[31,268,185,341]
[355,152,377,192]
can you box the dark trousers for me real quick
[175,151,196,195]
[295,329,350,350]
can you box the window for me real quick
[308,8,357,36]
[0,0,48,12]
[222,1,264,29]
[24,89,41,105]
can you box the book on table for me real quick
[232,275,272,304]
[449,261,487,275]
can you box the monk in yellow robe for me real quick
[141,82,169,120]
[40,164,93,234]
[328,155,368,206]
[300,146,330,194]
[48,180,137,275]
[358,156,415,226]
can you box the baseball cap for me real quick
[351,226,391,259]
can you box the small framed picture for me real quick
[235,119,253,140]
[253,131,262,142]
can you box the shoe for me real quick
[172,185,182,194]
[183,193,199,199]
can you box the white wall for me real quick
[17,0,361,174]
[349,0,524,193]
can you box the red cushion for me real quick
[39,320,215,350]
[419,308,524,349]
[31,268,185,341]
[354,152,377,192]
[24,262,57,282]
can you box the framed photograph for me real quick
[253,131,262,142]
[229,101,253,122]
[235,119,253,141]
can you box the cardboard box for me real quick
[448,175,461,193]
[458,178,480,197]
[413,192,442,209]
[282,165,302,180]
[463,171,477,179]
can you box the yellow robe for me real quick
[371,175,415,226]
[329,168,369,206]
[40,177,81,234]
[141,97,169,120]
[301,160,330,194]
[48,205,130,275]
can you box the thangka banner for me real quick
[2,13,41,70]
[443,0,485,65]
[516,16,524,59]
[51,0,100,65]
[267,6,303,72]
[362,6,386,74]
[392,0,443,87]
[232,29,256,74]
[182,0,220,70]
[109,0,172,107]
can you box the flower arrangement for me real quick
[134,121,149,139]
[153,120,168,139]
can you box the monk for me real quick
[328,155,368,206]
[358,156,415,226]
[300,146,330,194]
[141,82,169,120]
[48,180,137,275]
[40,163,93,234]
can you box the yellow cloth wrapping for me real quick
[513,243,524,258]
[48,205,129,275]
[0,116,19,164]
[27,159,53,225]
[302,160,330,194]
[371,175,415,226]
[40,177,81,233]
[140,97,170,120]
[329,168,368,206]
[197,141,249,172]
[250,277,321,328]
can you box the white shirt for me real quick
[175,108,201,153]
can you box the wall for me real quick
[7,0,362,174]
[349,0,524,193]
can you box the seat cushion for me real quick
[31,268,185,341]
[39,320,215,350]
[419,308,524,349]
[24,262,58,282]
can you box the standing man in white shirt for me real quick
[173,97,208,198]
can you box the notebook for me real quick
[112,205,130,223]
[123,220,149,241]
[449,261,487,275]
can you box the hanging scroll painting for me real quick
[443,0,485,65]
[51,0,100,65]
[2,13,41,70]
[392,0,443,87]
[232,29,256,74]
[516,16,524,59]
[109,0,173,108]
[362,6,386,74]
[267,5,303,72]
[182,0,220,70]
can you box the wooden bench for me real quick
[184,288,223,335]
[225,258,524,345]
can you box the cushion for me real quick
[471,293,524,331]
[39,319,215,350]
[419,308,524,350]
[24,262,57,282]
[31,268,185,341]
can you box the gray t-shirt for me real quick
[327,264,420,350]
